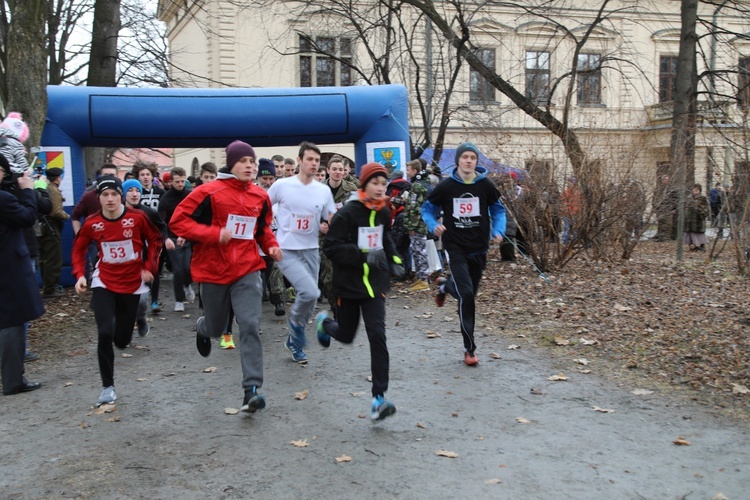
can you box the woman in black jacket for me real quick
[317,163,405,421]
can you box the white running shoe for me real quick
[184,285,195,302]
[97,386,117,407]
[174,302,185,312]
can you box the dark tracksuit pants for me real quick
[168,242,192,302]
[39,219,63,294]
[92,288,140,388]
[320,296,388,397]
[444,249,487,354]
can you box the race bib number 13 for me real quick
[226,214,257,240]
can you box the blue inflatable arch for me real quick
[41,84,410,286]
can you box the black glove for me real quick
[390,262,406,280]
[365,248,387,268]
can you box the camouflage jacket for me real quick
[404,179,428,234]
[319,178,358,244]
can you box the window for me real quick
[577,53,601,105]
[299,35,353,87]
[526,51,550,104]
[470,48,496,103]
[659,55,677,102]
[739,57,750,108]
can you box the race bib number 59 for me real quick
[453,196,480,217]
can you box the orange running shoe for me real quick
[464,351,479,366]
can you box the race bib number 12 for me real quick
[358,225,384,251]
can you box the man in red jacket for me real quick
[72,176,163,407]
[170,140,281,413]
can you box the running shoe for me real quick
[220,333,235,349]
[174,301,185,312]
[434,277,447,308]
[151,301,161,314]
[464,351,479,366]
[97,386,117,407]
[285,335,308,364]
[196,317,211,357]
[371,395,396,421]
[184,285,196,302]
[24,352,39,362]
[241,386,266,413]
[315,311,331,348]
[408,280,430,292]
[137,318,150,337]
[274,302,286,317]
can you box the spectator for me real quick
[684,183,709,252]
[0,158,43,396]
[38,167,70,298]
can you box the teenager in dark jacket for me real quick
[422,142,506,366]
[317,163,405,421]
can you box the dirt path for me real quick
[2,284,748,499]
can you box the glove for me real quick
[390,262,406,280]
[365,248,387,268]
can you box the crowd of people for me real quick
[1,120,511,421]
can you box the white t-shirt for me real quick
[268,175,336,250]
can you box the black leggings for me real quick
[321,296,388,397]
[92,288,140,388]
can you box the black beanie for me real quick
[97,175,123,196]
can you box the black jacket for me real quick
[323,199,400,300]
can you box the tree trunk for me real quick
[85,0,121,178]
[670,0,698,261]
[5,0,47,150]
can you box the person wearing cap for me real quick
[0,154,43,396]
[161,171,172,191]
[316,162,405,421]
[267,141,336,364]
[560,176,582,244]
[158,167,196,312]
[72,175,164,407]
[256,158,286,318]
[404,159,431,292]
[421,142,506,366]
[170,140,281,413]
[122,178,174,337]
[0,112,30,173]
[38,167,70,298]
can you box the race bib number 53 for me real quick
[226,214,257,240]
[101,240,136,264]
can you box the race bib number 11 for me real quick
[226,214,257,240]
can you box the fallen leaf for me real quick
[93,404,116,414]
[547,373,568,381]
[54,313,69,317]
[451,412,458,417]
[63,382,73,387]
[425,331,441,338]
[673,436,691,446]
[632,388,654,396]
[290,439,309,447]
[516,417,531,424]
[366,375,372,382]
[224,408,240,415]
[417,422,427,429]
[614,303,632,312]
[578,369,592,374]
[136,378,147,382]
[435,450,458,458]
[579,338,598,345]
[592,406,615,413]
[444,317,453,322]
[484,479,502,485]
[159,317,167,321]
[712,493,728,500]
[295,390,309,400]
[335,455,352,463]
[507,344,520,350]
[489,352,502,359]
[121,353,133,358]
[530,388,543,395]
[134,345,149,351]
[574,358,590,365]
[182,314,191,318]
[554,336,570,346]
[350,391,365,397]
[106,416,121,422]
[202,366,217,373]
[731,383,749,395]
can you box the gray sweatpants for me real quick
[197,272,264,390]
[276,249,320,327]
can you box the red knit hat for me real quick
[162,171,171,182]
[359,162,388,189]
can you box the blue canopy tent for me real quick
[420,148,527,179]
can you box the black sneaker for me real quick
[274,302,285,317]
[242,386,266,413]
[196,317,211,357]
[137,319,150,337]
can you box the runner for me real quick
[421,142,505,366]
[72,176,163,406]
[316,162,405,420]
[170,140,281,412]
[267,141,336,364]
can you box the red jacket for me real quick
[169,174,278,285]
[72,207,163,294]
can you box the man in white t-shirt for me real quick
[268,141,336,364]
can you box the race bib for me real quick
[291,213,315,233]
[226,214,257,240]
[453,196,480,217]
[101,240,136,264]
[358,225,384,251]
